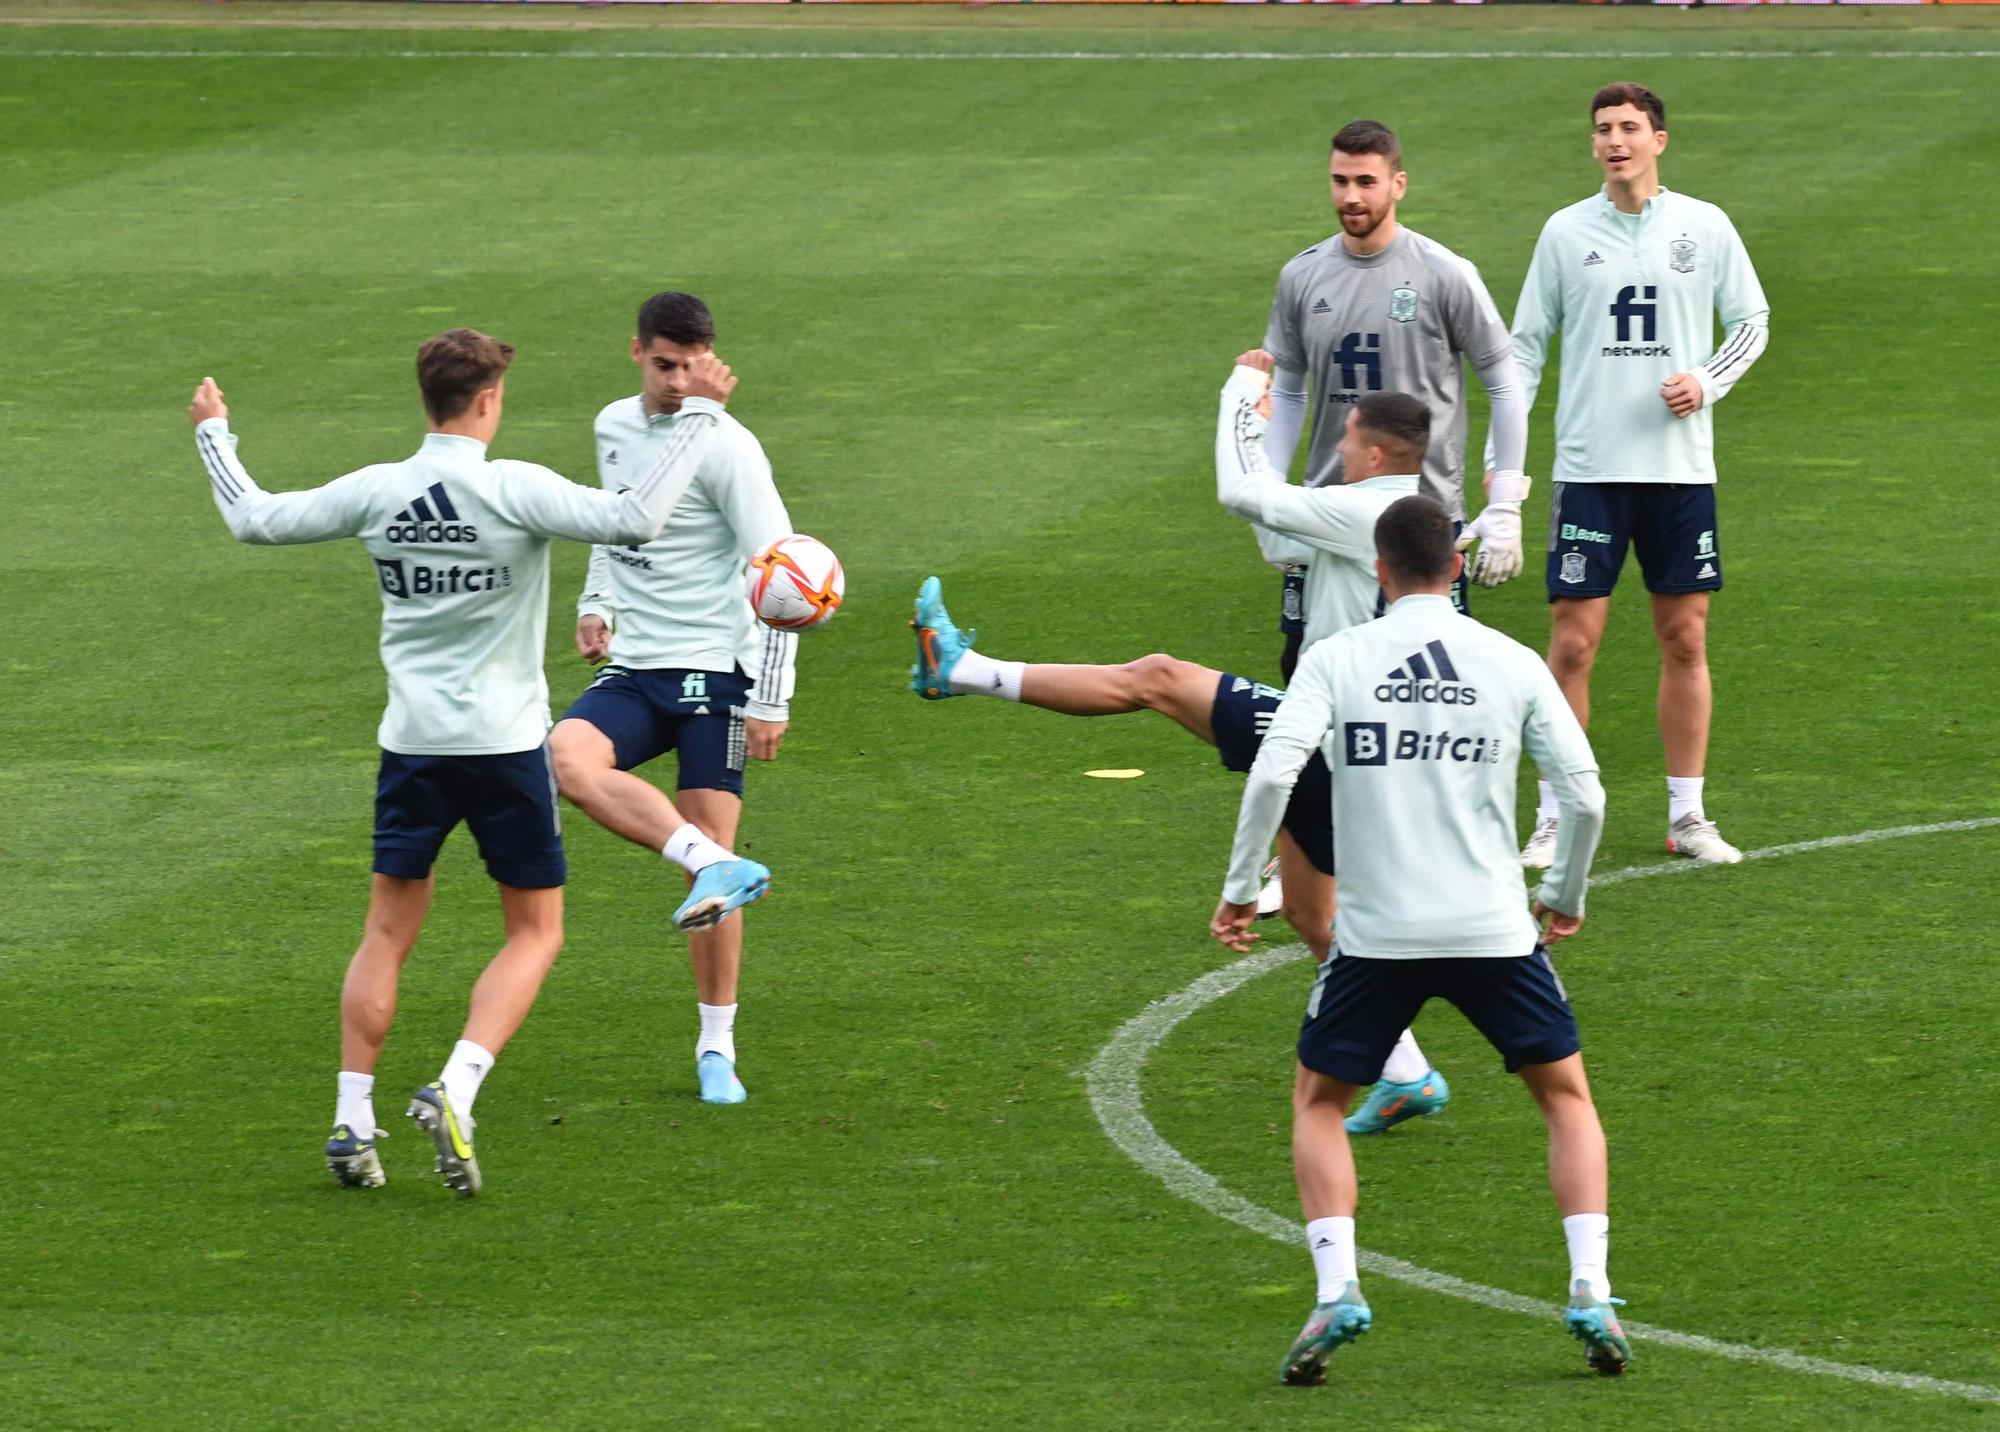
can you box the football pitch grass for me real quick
[3,4,1997,1427]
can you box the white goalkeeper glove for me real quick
[1454,472,1532,588]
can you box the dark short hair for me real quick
[1591,82,1665,131]
[637,291,716,349]
[416,328,514,423]
[1330,119,1401,171]
[1374,495,1457,585]
[1352,390,1431,464]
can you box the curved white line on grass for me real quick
[1085,818,2000,1407]
[5,49,1999,62]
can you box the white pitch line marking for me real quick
[2,48,1997,62]
[1085,817,2000,1406]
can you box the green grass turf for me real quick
[2,6,1997,1428]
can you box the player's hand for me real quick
[1209,897,1260,954]
[576,615,610,664]
[745,717,787,762]
[189,377,228,427]
[1224,352,1272,414]
[684,353,736,405]
[1660,373,1703,419]
[1532,900,1584,946]
[1454,473,1531,587]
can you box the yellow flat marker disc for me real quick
[1084,768,1146,779]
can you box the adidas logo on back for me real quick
[386,482,479,544]
[1374,640,1479,706]
[1583,251,1605,267]
[1311,297,1333,314]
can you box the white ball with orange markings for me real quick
[746,534,845,630]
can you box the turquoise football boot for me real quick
[1344,1070,1450,1134]
[1565,1280,1633,1376]
[909,576,973,700]
[1278,1281,1372,1386]
[698,1051,748,1105]
[407,1082,480,1198]
[673,858,772,932]
[325,1123,385,1189]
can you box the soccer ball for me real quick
[746,534,844,630]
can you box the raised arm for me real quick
[508,356,736,545]
[190,378,372,546]
[1216,360,1377,560]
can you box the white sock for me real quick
[1305,1216,1359,1304]
[439,1039,495,1126]
[1379,1029,1431,1086]
[1563,1213,1611,1302]
[1537,779,1559,823]
[335,1070,377,1138]
[697,1002,737,1063]
[946,648,1024,701]
[1667,775,1705,825]
[663,823,733,875]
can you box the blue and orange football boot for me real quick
[1278,1281,1372,1386]
[1344,1070,1450,1135]
[673,859,772,932]
[698,1051,748,1105]
[910,576,972,700]
[1566,1280,1633,1376]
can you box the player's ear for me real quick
[1450,551,1465,583]
[630,336,644,365]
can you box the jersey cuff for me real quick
[577,602,615,626]
[679,396,725,419]
[743,699,789,723]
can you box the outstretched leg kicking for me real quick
[910,575,1442,1109]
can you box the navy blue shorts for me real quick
[373,747,565,889]
[559,666,751,795]
[1210,673,1335,876]
[1298,946,1581,1084]
[1547,481,1722,600]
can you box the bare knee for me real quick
[550,722,613,800]
[1548,624,1601,680]
[1656,615,1708,670]
[1120,653,1188,708]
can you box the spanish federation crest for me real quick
[1388,287,1419,324]
[1559,551,1589,586]
[1669,239,1697,274]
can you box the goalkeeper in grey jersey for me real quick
[1261,119,1533,680]
[189,330,769,1198]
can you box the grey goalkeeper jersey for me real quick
[1225,595,1606,958]
[1264,227,1515,519]
[194,405,721,756]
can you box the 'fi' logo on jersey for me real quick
[1388,287,1419,324]
[1669,239,1698,274]
[1696,529,1715,558]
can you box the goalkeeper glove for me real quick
[1454,472,1532,588]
